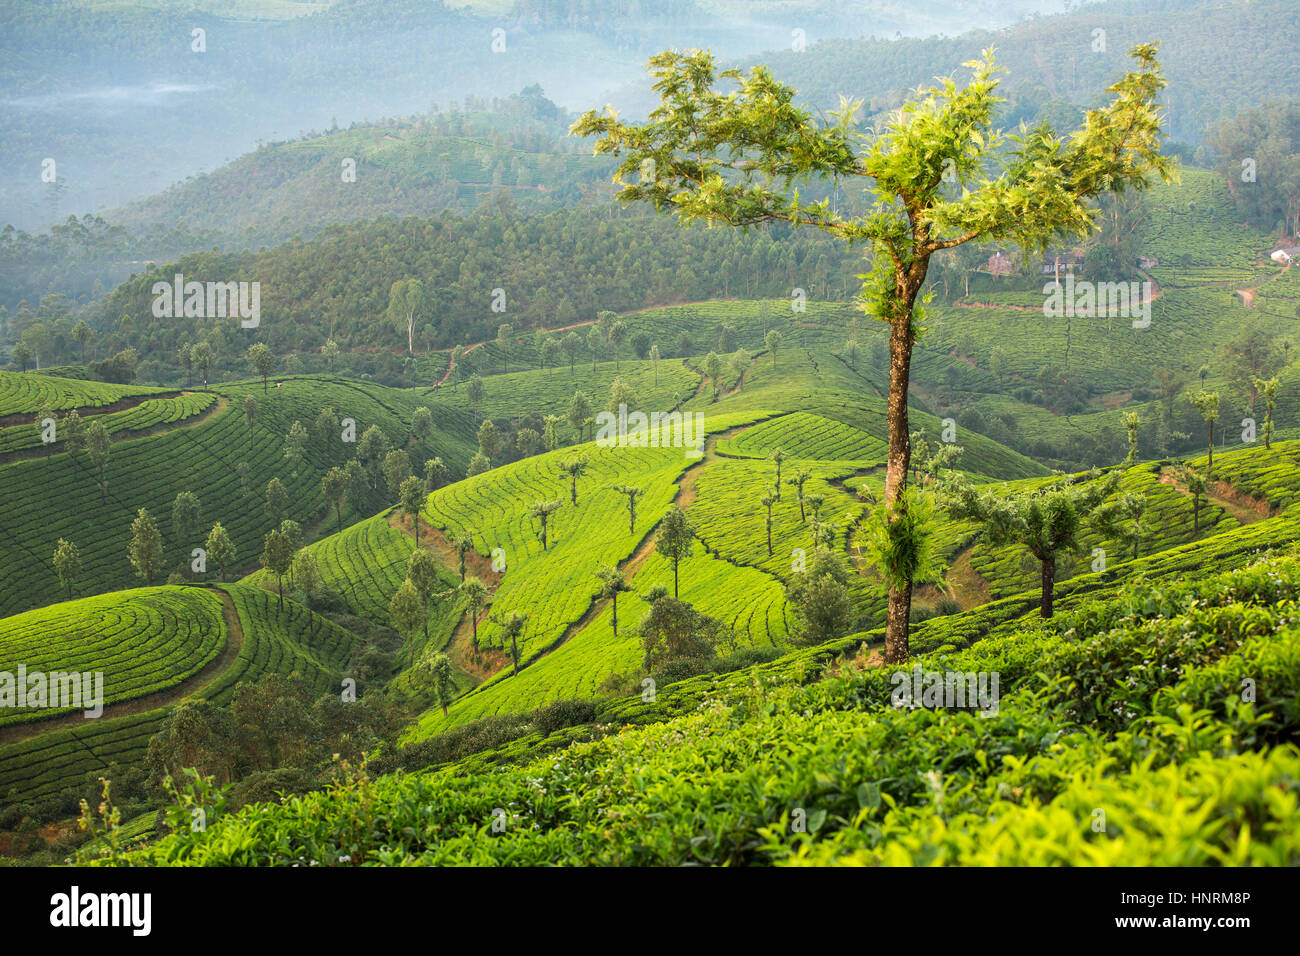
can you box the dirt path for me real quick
[0,587,246,747]
[386,512,505,680]
[1158,467,1270,526]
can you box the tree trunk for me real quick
[612,593,618,639]
[1192,495,1200,533]
[1039,556,1056,618]
[673,559,679,598]
[1207,420,1214,472]
[882,278,922,665]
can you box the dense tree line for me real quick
[96,208,854,365]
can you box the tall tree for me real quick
[466,375,486,422]
[562,331,581,374]
[574,44,1172,665]
[477,420,501,463]
[411,406,434,458]
[407,549,441,635]
[284,420,308,476]
[52,538,81,599]
[650,343,661,384]
[171,491,202,574]
[322,467,349,537]
[265,477,288,528]
[383,448,413,499]
[205,523,234,581]
[261,529,295,610]
[84,419,110,502]
[61,408,84,475]
[387,279,428,355]
[497,323,513,373]
[400,476,425,542]
[568,390,592,442]
[423,457,449,493]
[243,395,258,452]
[765,329,782,368]
[655,505,694,598]
[425,653,455,716]
[128,508,164,586]
[389,579,425,665]
[246,343,274,393]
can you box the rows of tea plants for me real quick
[410,531,792,736]
[1138,170,1267,268]
[0,587,226,727]
[716,411,886,463]
[0,377,474,617]
[104,548,1300,866]
[0,392,216,455]
[0,584,364,804]
[0,370,167,415]
[202,584,359,703]
[422,441,690,660]
[1187,439,1300,511]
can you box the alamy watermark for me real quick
[890,665,1000,717]
[595,404,705,459]
[151,273,260,328]
[1043,275,1152,329]
[0,665,104,717]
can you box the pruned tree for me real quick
[765,329,782,368]
[529,499,562,550]
[769,448,786,500]
[594,564,634,639]
[560,455,590,505]
[614,484,642,533]
[787,467,812,520]
[1173,462,1208,534]
[460,575,489,653]
[466,374,486,422]
[759,485,777,556]
[573,44,1173,665]
[947,470,1126,618]
[424,653,455,716]
[1253,376,1280,450]
[1188,391,1221,473]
